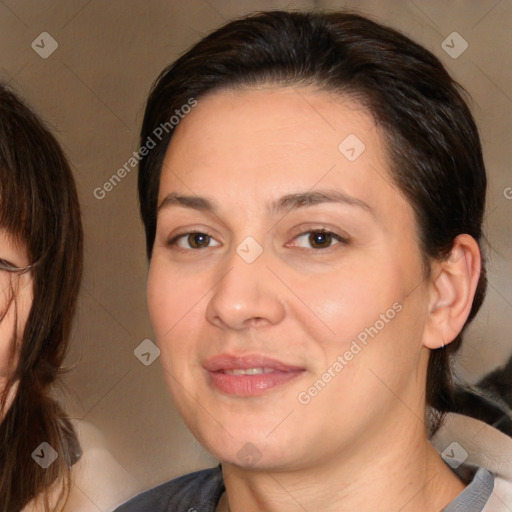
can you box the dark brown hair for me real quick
[0,84,83,511]
[137,11,487,435]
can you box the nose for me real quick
[205,243,286,331]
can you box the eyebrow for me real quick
[158,189,374,216]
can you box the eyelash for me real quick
[0,258,24,272]
[166,228,349,251]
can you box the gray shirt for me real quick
[114,463,494,511]
[442,464,494,511]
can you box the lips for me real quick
[203,354,304,372]
[203,354,305,396]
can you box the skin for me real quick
[147,86,481,511]
[0,228,33,417]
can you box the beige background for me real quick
[2,0,511,506]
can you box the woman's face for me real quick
[0,229,33,388]
[147,86,434,470]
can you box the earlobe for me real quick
[423,234,482,350]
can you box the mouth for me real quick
[203,354,306,396]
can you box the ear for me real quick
[423,234,482,350]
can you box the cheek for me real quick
[147,260,205,357]
[0,298,16,377]
[0,289,32,379]
[297,253,425,382]
[0,327,12,378]
[0,289,12,377]
[295,262,396,346]
[18,282,33,328]
[147,260,185,337]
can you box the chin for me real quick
[193,423,301,471]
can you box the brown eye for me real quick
[167,231,221,250]
[293,229,348,250]
[309,231,333,249]
[187,233,211,249]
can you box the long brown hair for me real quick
[0,84,83,511]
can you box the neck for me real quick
[219,418,466,512]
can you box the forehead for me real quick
[163,85,378,172]
[158,85,409,224]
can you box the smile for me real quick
[223,367,275,375]
[203,353,306,396]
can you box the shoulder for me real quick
[63,420,142,512]
[114,465,224,512]
[432,412,512,476]
[22,420,142,512]
[432,412,512,511]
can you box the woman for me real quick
[0,83,83,511]
[0,84,141,512]
[116,10,512,511]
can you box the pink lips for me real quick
[203,354,305,396]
